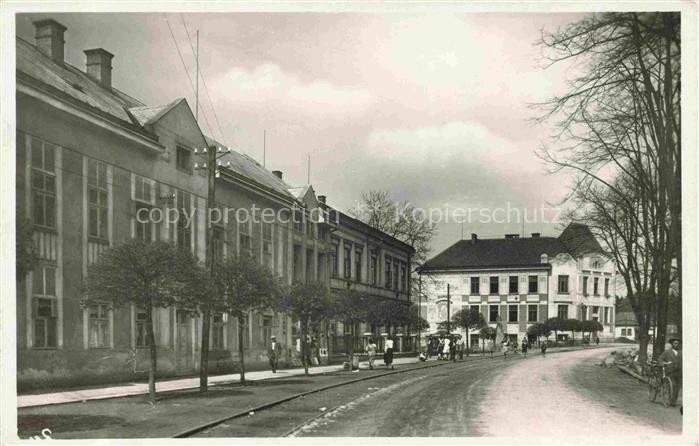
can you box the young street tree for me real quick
[451,308,486,355]
[83,239,197,403]
[332,289,367,366]
[210,253,280,384]
[537,12,680,362]
[545,317,566,344]
[278,282,332,375]
[526,322,552,346]
[564,319,582,343]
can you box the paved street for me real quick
[290,347,681,437]
[17,346,682,438]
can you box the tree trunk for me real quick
[301,317,309,376]
[145,303,157,404]
[199,306,211,393]
[237,315,246,385]
[348,319,355,367]
[465,328,470,357]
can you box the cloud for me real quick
[213,63,372,113]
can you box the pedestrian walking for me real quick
[502,339,509,359]
[457,337,465,360]
[267,336,283,373]
[366,338,377,370]
[521,337,528,356]
[443,336,451,362]
[450,337,457,362]
[595,337,600,346]
[384,337,395,370]
[437,337,445,360]
[541,340,547,357]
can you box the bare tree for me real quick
[349,190,436,266]
[537,12,680,361]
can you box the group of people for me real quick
[500,336,547,358]
[434,335,466,361]
[365,337,395,370]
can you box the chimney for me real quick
[84,48,114,89]
[471,233,477,244]
[318,195,326,204]
[272,170,283,180]
[33,19,67,64]
[531,232,540,238]
[505,234,520,239]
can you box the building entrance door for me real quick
[176,310,192,374]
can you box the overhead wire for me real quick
[162,13,216,141]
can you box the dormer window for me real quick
[540,253,548,263]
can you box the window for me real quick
[355,248,363,283]
[470,277,479,295]
[33,266,57,348]
[620,328,626,336]
[393,261,399,290]
[581,304,587,321]
[87,159,108,240]
[306,220,314,238]
[604,278,610,297]
[470,305,479,315]
[528,304,538,322]
[385,257,393,289]
[262,316,273,347]
[135,308,148,347]
[213,225,225,262]
[293,210,303,233]
[262,223,273,268]
[557,304,568,320]
[212,313,224,349]
[592,259,601,269]
[604,307,610,324]
[582,276,588,296]
[508,304,518,323]
[331,241,339,277]
[176,191,192,250]
[344,243,352,279]
[489,276,499,295]
[558,275,569,294]
[489,305,499,323]
[134,175,153,204]
[400,264,406,291]
[88,303,109,348]
[134,176,155,243]
[509,276,518,294]
[528,275,538,294]
[593,278,599,296]
[370,254,378,285]
[239,222,252,256]
[31,138,57,229]
[176,146,192,172]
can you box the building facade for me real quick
[16,19,414,390]
[417,224,618,348]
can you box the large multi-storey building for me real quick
[417,224,617,347]
[15,18,413,390]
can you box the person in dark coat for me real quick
[384,336,395,370]
[658,337,682,406]
[267,336,283,373]
[540,340,547,357]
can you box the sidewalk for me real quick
[17,355,422,408]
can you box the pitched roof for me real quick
[421,236,568,270]
[420,223,605,271]
[16,37,144,127]
[558,223,604,256]
[128,98,185,126]
[204,136,295,200]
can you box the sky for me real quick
[17,12,588,257]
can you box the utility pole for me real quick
[418,277,422,351]
[195,144,231,392]
[446,283,451,335]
